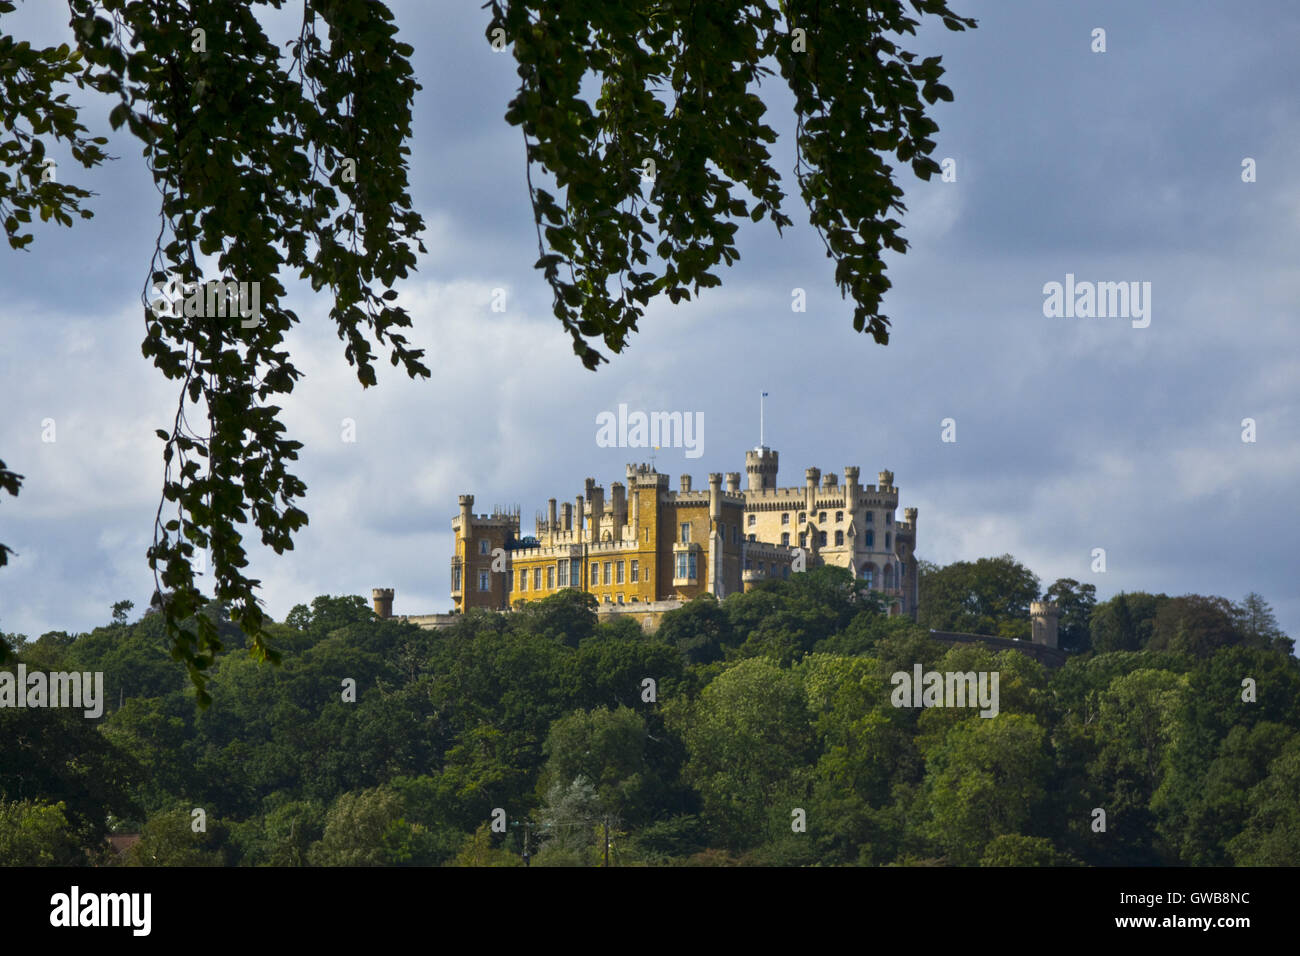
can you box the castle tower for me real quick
[746,446,778,491]
[843,466,861,509]
[372,588,394,619]
[804,467,820,512]
[1030,601,1060,648]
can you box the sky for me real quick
[1,0,1297,641]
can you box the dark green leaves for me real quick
[492,0,974,361]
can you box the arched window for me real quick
[781,532,790,545]
[835,511,843,523]
[883,565,893,589]
[861,565,875,588]
[834,530,844,546]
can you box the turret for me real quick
[805,467,820,511]
[844,465,860,507]
[708,472,722,521]
[725,472,741,493]
[746,446,778,491]
[1031,601,1060,649]
[878,470,894,490]
[372,588,394,619]
[458,494,474,537]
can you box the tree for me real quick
[0,799,80,866]
[1231,592,1292,654]
[1043,578,1096,655]
[1090,592,1168,654]
[917,554,1040,640]
[674,657,815,848]
[1,0,976,696]
[1148,595,1241,658]
[540,706,662,826]
[922,714,1051,865]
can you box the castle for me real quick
[443,445,918,625]
[368,444,1065,663]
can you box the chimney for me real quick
[680,474,692,493]
[611,482,627,534]
[547,497,557,532]
[561,501,572,531]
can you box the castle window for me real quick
[617,594,624,604]
[616,561,625,584]
[603,561,611,585]
[862,567,874,588]
[783,566,790,580]
[452,565,461,591]
[680,523,690,543]
[591,563,599,586]
[519,569,528,591]
[478,571,490,592]
[798,512,806,524]
[479,539,489,555]
[865,530,875,548]
[782,513,789,525]
[818,531,827,547]
[886,512,893,525]
[748,534,756,542]
[676,551,697,580]
[885,532,891,548]
[557,559,568,588]
[747,514,756,527]
[836,511,843,523]
[533,568,542,590]
[865,511,873,523]
[546,566,555,589]
[781,532,789,546]
[631,559,639,582]
[799,533,806,547]
[835,530,844,546]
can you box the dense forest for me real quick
[2,556,1297,866]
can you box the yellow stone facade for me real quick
[451,447,917,616]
